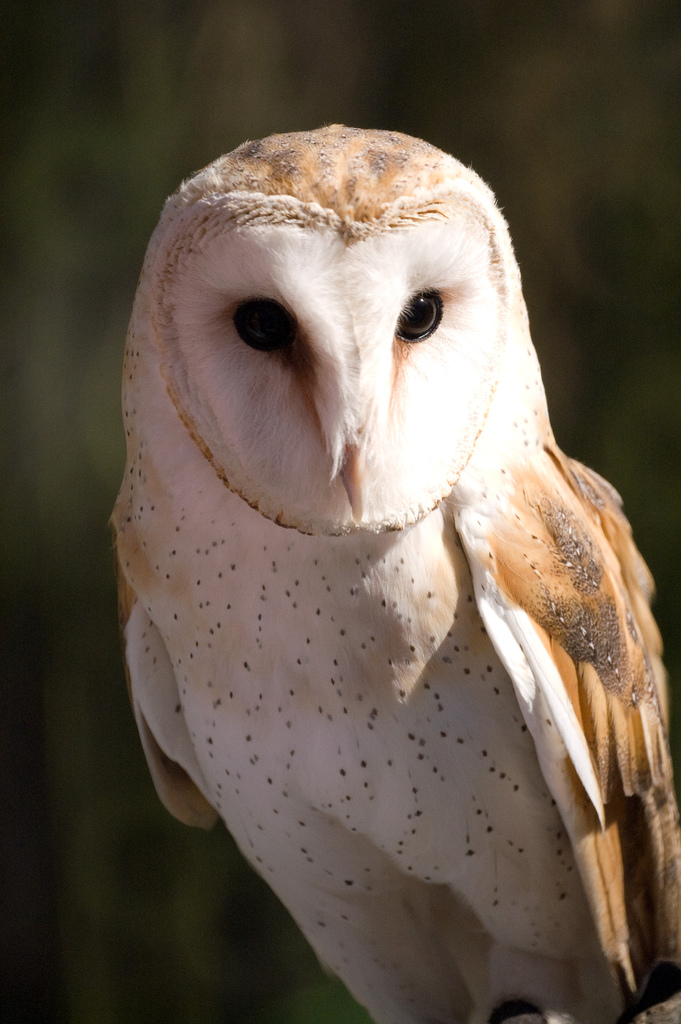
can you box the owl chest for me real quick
[148,506,553,887]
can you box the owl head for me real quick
[129,125,546,535]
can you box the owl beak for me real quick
[339,444,364,523]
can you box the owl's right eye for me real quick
[233,300,296,352]
[396,291,443,343]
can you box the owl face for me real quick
[139,128,517,535]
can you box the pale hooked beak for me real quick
[339,444,365,523]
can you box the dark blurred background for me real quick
[2,1,680,1021]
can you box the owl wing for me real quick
[456,445,681,993]
[115,547,218,829]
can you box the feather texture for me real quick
[457,443,681,992]
[114,547,217,829]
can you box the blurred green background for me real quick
[2,1,681,1021]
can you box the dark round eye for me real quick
[233,299,296,351]
[396,291,443,343]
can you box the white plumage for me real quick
[112,126,681,1024]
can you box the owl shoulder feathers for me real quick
[457,441,681,990]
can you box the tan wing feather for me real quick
[487,445,681,993]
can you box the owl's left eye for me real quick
[233,299,296,352]
[396,291,443,343]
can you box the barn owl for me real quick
[111,126,681,1024]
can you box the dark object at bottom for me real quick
[487,964,681,1024]
[489,1001,543,1023]
[628,990,681,1023]
[620,963,681,1024]
[627,990,681,1022]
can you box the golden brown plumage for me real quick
[484,444,681,991]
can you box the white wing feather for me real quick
[457,509,605,827]
[125,600,217,828]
